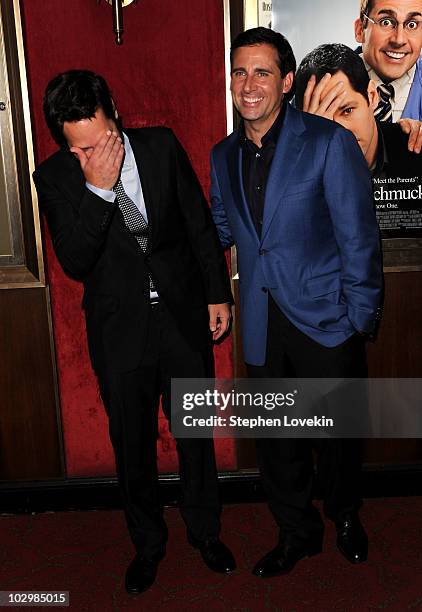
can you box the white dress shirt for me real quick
[87,132,158,298]
[362,55,416,122]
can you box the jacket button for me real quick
[261,287,268,293]
[259,249,266,255]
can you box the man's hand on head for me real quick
[208,303,232,341]
[70,130,124,190]
[398,118,422,154]
[302,73,346,121]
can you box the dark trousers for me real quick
[97,301,221,558]
[247,294,367,547]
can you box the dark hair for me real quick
[295,43,370,110]
[231,27,296,101]
[43,70,120,146]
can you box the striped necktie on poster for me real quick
[374,83,394,122]
[113,178,156,291]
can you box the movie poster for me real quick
[373,167,422,236]
[270,0,422,238]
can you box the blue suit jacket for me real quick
[403,56,422,120]
[211,104,383,366]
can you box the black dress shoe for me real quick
[125,554,161,594]
[252,540,322,578]
[197,538,236,573]
[336,515,368,564]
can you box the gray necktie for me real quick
[113,178,155,292]
[374,83,394,123]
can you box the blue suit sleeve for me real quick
[323,127,383,333]
[210,151,234,250]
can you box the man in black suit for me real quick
[33,70,235,595]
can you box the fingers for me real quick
[306,73,332,114]
[414,125,422,154]
[103,130,123,162]
[317,86,346,119]
[106,131,124,169]
[408,125,418,152]
[398,118,411,134]
[209,309,217,333]
[400,119,422,153]
[92,130,122,163]
[93,129,116,155]
[214,313,230,340]
[302,74,317,112]
[82,130,124,189]
[303,73,346,120]
[208,304,231,341]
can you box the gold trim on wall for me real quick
[223,0,233,136]
[0,0,45,288]
[244,0,259,30]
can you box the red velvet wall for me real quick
[21,0,235,476]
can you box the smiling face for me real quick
[322,71,379,167]
[63,107,117,155]
[230,43,293,144]
[355,0,422,82]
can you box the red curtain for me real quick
[21,0,236,476]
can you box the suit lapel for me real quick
[261,105,306,243]
[225,135,259,240]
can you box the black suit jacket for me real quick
[374,122,422,238]
[378,122,422,176]
[34,127,232,375]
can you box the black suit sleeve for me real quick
[33,168,118,279]
[170,131,233,304]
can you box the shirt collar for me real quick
[239,102,286,150]
[122,131,136,173]
[361,54,416,95]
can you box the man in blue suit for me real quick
[211,28,383,578]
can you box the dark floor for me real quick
[1,499,421,611]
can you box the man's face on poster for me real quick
[355,0,422,82]
[316,71,379,165]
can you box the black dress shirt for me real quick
[240,103,286,236]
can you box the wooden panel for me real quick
[365,271,422,464]
[234,271,422,468]
[0,288,63,480]
[367,272,422,377]
[229,0,243,45]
